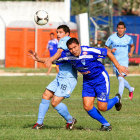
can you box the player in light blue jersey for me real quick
[105,21,135,100]
[29,25,77,130]
[56,38,128,131]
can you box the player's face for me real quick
[50,34,54,40]
[117,25,126,37]
[68,43,81,57]
[57,28,69,41]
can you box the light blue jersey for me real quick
[46,36,77,98]
[105,33,133,67]
[57,36,77,78]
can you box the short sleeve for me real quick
[105,36,112,47]
[129,37,133,45]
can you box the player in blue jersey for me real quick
[56,37,128,131]
[29,25,77,130]
[45,32,59,75]
[105,21,135,100]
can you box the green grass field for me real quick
[0,76,140,140]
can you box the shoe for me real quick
[66,118,77,130]
[129,87,134,100]
[99,125,112,131]
[115,93,122,111]
[32,123,43,129]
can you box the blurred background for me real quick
[0,0,140,71]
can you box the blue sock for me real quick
[124,79,133,92]
[118,76,124,97]
[87,107,110,126]
[107,96,119,111]
[37,99,50,124]
[55,103,73,123]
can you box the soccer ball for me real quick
[34,10,49,25]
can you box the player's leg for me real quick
[52,95,76,129]
[55,65,59,73]
[117,75,125,97]
[83,97,111,131]
[82,77,111,131]
[113,67,125,97]
[52,77,77,129]
[124,78,134,100]
[96,70,120,111]
[33,78,58,129]
[47,65,52,75]
[33,89,53,129]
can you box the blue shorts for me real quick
[46,76,77,98]
[82,71,110,102]
[113,66,127,77]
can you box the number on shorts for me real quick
[61,84,67,90]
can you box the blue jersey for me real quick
[57,36,77,78]
[47,39,58,57]
[59,46,107,81]
[105,33,133,67]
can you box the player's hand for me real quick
[111,48,116,53]
[117,65,128,76]
[44,58,52,68]
[28,50,39,61]
[128,52,133,57]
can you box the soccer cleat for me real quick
[66,118,77,130]
[129,87,134,100]
[99,125,112,131]
[32,123,43,129]
[115,93,122,111]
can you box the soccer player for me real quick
[45,32,59,75]
[56,37,128,131]
[105,21,135,100]
[29,25,77,130]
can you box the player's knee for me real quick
[51,100,58,107]
[98,106,107,112]
[83,104,93,111]
[42,91,53,100]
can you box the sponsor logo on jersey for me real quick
[83,51,87,55]
[81,59,86,65]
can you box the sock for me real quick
[107,96,119,111]
[87,107,110,126]
[124,79,133,92]
[54,103,73,123]
[37,99,50,124]
[118,76,124,97]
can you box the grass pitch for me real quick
[0,75,140,140]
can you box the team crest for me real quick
[66,52,71,56]
[83,51,87,55]
[81,59,86,65]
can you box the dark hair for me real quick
[50,32,54,35]
[117,21,126,28]
[66,38,79,47]
[57,25,70,35]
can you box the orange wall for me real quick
[5,27,78,68]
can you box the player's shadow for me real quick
[23,124,95,131]
[74,126,95,131]
[23,124,64,129]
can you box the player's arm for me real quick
[28,50,47,63]
[107,50,128,75]
[128,44,135,57]
[105,45,116,53]
[44,48,63,67]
